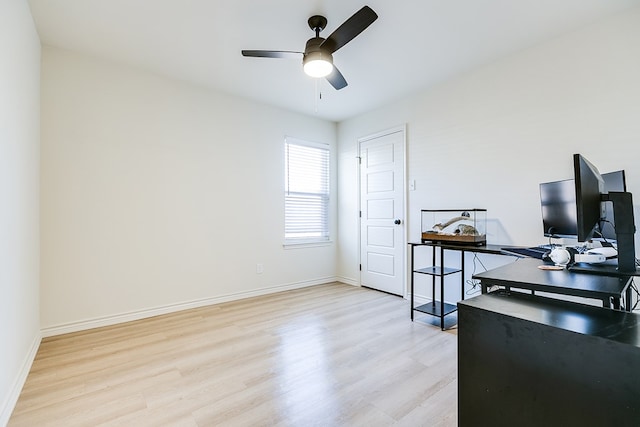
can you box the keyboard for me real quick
[501,246,549,259]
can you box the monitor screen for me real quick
[540,170,626,241]
[573,154,606,242]
[540,179,578,238]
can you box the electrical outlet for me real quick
[256,264,264,274]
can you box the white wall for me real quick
[40,47,337,334]
[338,7,640,302]
[0,0,41,424]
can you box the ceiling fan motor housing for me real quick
[304,37,332,62]
[303,37,333,77]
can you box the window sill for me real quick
[283,240,333,250]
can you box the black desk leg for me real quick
[432,246,436,315]
[441,246,445,330]
[611,297,620,310]
[461,250,465,301]
[410,244,414,321]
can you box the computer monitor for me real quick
[540,179,577,238]
[598,170,627,241]
[573,153,636,273]
[539,171,626,241]
[574,154,606,242]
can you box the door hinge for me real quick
[359,211,362,218]
[359,264,362,271]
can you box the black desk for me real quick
[473,257,633,311]
[408,242,515,329]
[458,291,640,426]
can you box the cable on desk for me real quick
[547,234,563,249]
[466,253,488,296]
[593,225,615,247]
[632,259,640,311]
[630,278,639,311]
[466,280,481,296]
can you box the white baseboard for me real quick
[336,276,360,287]
[41,277,338,337]
[1,332,41,426]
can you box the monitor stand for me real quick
[581,191,639,277]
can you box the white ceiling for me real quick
[28,0,640,122]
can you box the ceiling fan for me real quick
[241,6,378,90]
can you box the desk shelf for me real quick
[414,266,461,276]
[414,301,458,317]
[473,257,634,311]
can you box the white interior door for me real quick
[359,128,405,296]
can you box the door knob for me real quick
[394,219,402,225]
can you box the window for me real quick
[284,137,330,244]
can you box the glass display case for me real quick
[421,209,487,246]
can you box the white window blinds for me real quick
[285,138,330,244]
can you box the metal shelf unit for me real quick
[409,242,510,330]
[409,243,462,330]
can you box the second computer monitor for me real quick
[539,169,626,241]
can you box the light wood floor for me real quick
[10,283,458,426]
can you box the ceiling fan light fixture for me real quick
[242,6,378,89]
[303,51,333,78]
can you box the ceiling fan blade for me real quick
[241,50,303,59]
[321,6,378,54]
[326,66,347,90]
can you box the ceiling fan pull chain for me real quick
[314,79,319,113]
